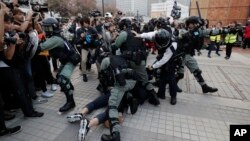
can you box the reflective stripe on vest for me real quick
[210,35,216,41]
[225,34,229,43]
[216,35,221,43]
[228,34,237,43]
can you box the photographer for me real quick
[0,6,44,118]
[11,7,48,104]
[0,2,22,137]
[76,16,101,82]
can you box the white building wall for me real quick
[151,0,189,19]
[116,0,148,16]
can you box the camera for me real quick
[88,10,101,17]
[2,0,29,9]
[30,0,48,12]
[171,1,181,20]
[4,31,17,45]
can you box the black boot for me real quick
[101,131,120,141]
[170,97,177,105]
[216,52,221,56]
[176,85,182,93]
[128,97,139,114]
[59,95,75,112]
[148,90,160,106]
[202,84,218,93]
[83,74,88,82]
[96,83,103,92]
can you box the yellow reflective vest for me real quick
[225,33,237,44]
[210,35,216,42]
[216,35,221,43]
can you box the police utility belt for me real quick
[122,50,147,65]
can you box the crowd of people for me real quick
[1,1,250,141]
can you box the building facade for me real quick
[190,0,250,26]
[116,0,148,16]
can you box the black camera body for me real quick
[4,31,28,45]
[30,0,48,12]
[171,1,181,20]
[4,31,17,45]
[2,0,29,9]
[88,10,101,17]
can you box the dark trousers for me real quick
[0,93,6,131]
[226,43,234,58]
[85,93,111,113]
[19,60,37,100]
[85,92,128,124]
[0,67,34,116]
[243,38,250,49]
[32,55,55,92]
[208,41,220,55]
[157,69,177,98]
[52,58,58,71]
[216,42,220,53]
[208,41,216,55]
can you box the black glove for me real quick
[198,18,205,27]
[115,68,126,86]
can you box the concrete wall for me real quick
[190,0,250,26]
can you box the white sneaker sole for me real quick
[78,119,88,141]
[67,115,82,123]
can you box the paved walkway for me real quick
[1,48,250,141]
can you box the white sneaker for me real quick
[78,119,89,141]
[51,84,57,91]
[67,113,83,123]
[41,91,54,98]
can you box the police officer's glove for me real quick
[115,68,126,86]
[198,18,205,27]
[146,67,154,81]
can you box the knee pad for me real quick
[193,69,202,76]
[57,75,73,94]
[108,106,119,132]
[193,69,204,83]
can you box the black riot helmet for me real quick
[118,18,132,30]
[154,29,171,50]
[42,17,61,37]
[156,17,167,28]
[185,16,204,27]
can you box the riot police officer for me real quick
[135,29,178,105]
[101,19,160,141]
[39,17,81,113]
[111,19,160,106]
[177,16,218,94]
[100,55,139,141]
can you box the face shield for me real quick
[42,25,53,37]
